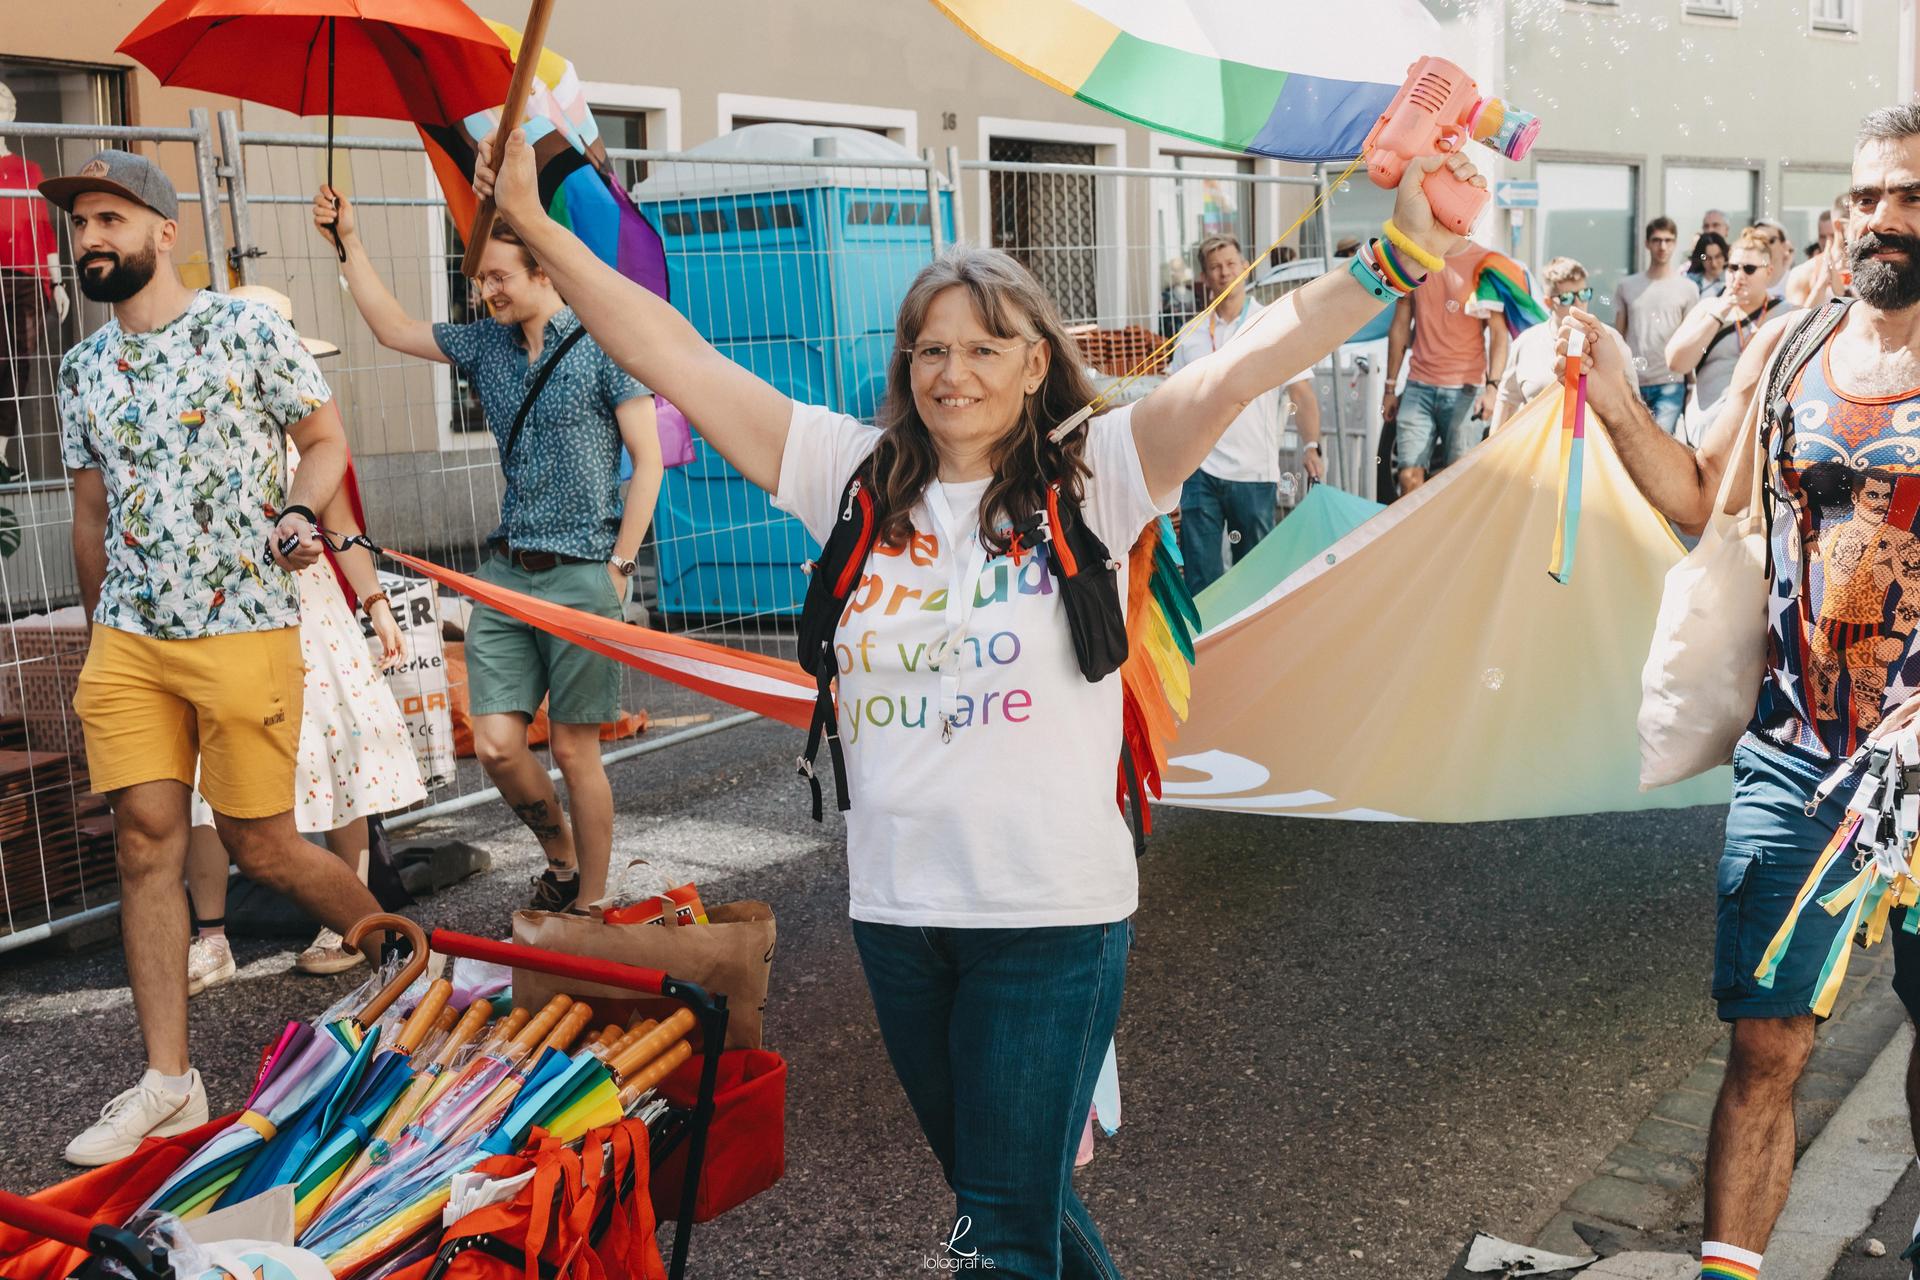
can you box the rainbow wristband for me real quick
[1372,238,1421,293]
[1383,219,1445,274]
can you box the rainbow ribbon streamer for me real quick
[1548,363,1587,584]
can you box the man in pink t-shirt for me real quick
[1382,243,1508,496]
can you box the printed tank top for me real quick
[1752,338,1920,760]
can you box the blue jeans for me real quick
[1178,471,1277,594]
[1638,382,1687,434]
[1393,380,1481,474]
[852,920,1131,1279]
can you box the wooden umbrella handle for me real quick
[609,1007,696,1082]
[436,1000,496,1069]
[394,979,454,1054]
[343,913,429,1027]
[460,0,560,277]
[617,1039,691,1108]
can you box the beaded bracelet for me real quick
[1382,219,1445,274]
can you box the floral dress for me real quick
[192,446,426,831]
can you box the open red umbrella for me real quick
[118,0,514,255]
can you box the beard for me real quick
[76,237,159,304]
[1850,232,1920,311]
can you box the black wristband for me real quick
[279,504,318,528]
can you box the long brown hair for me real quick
[870,247,1101,554]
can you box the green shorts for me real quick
[466,555,626,725]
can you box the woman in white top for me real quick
[1491,257,1634,433]
[474,127,1480,1276]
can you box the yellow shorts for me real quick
[73,624,303,819]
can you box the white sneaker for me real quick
[187,935,236,996]
[64,1070,208,1167]
[295,927,365,976]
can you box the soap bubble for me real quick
[1482,668,1506,691]
[1446,299,1460,313]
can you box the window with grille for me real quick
[987,138,1100,324]
[1684,0,1736,18]
[1811,0,1857,32]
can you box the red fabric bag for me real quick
[384,1119,666,1280]
[0,1115,233,1280]
[649,1050,785,1225]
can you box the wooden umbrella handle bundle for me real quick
[436,1001,497,1069]
[594,1018,658,1062]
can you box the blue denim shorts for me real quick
[1638,381,1687,434]
[1393,380,1480,472]
[1715,734,1920,1021]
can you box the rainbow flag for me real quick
[933,0,1447,161]
[419,23,692,466]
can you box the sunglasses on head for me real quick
[1552,287,1594,305]
[1728,263,1766,276]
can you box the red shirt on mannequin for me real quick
[0,152,56,294]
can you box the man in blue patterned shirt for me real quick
[316,186,663,914]
[45,151,387,1164]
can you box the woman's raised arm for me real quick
[1131,153,1479,499]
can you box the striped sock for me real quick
[1700,1240,1762,1279]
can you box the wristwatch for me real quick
[1304,441,1321,453]
[609,555,638,578]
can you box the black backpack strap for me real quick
[501,325,590,463]
[1757,299,1851,569]
[794,460,879,819]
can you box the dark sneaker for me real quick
[529,869,582,913]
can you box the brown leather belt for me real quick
[500,546,595,572]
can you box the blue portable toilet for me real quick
[632,124,956,618]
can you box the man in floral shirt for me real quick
[43,151,388,1165]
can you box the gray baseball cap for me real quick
[39,150,179,221]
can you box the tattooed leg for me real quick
[472,713,578,871]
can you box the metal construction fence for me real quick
[0,110,1377,949]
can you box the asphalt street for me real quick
[0,717,1731,1277]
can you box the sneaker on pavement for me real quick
[295,927,366,976]
[186,935,236,997]
[64,1070,208,1167]
[529,868,581,913]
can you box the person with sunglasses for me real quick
[314,186,664,915]
[1489,257,1630,433]
[1614,216,1700,434]
[1665,228,1798,443]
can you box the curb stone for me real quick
[1533,947,1904,1260]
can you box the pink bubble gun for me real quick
[1361,56,1542,236]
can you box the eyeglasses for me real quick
[1728,263,1766,276]
[474,268,530,294]
[901,340,1034,370]
[1552,287,1594,305]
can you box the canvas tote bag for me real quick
[1637,352,1776,788]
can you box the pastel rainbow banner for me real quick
[933,0,1447,161]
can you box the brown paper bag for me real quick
[511,901,775,1050]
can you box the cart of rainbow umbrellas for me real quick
[0,914,747,1280]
